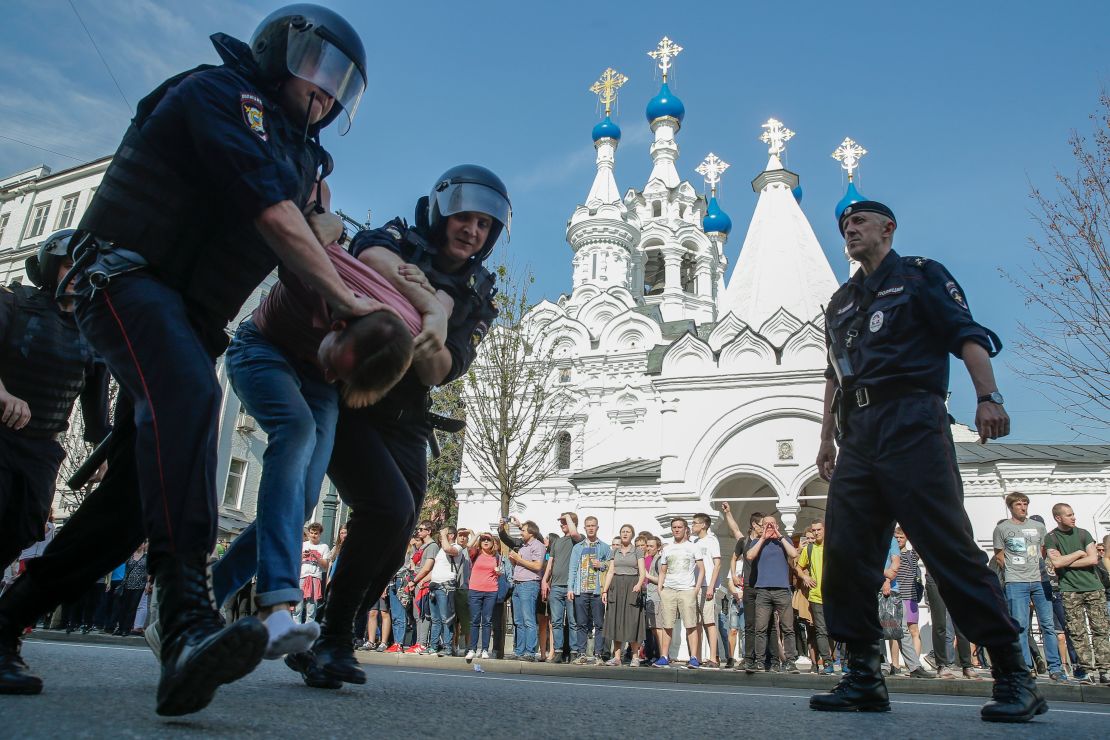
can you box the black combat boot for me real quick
[981,641,1048,723]
[152,554,267,716]
[810,641,891,712]
[0,575,52,695]
[285,619,366,689]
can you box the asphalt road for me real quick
[4,639,1109,738]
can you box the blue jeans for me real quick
[1005,580,1062,672]
[211,320,339,609]
[512,580,540,655]
[388,578,408,646]
[574,592,605,655]
[469,589,497,651]
[549,585,576,652]
[429,583,456,650]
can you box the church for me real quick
[453,38,1110,559]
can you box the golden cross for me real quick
[648,36,683,82]
[589,67,629,116]
[832,137,868,181]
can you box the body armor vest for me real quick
[0,285,93,439]
[77,50,325,353]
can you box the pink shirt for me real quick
[469,551,500,593]
[252,243,422,370]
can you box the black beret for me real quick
[838,200,896,234]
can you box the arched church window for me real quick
[652,201,662,218]
[679,204,687,218]
[643,250,665,295]
[591,253,597,279]
[681,251,697,293]
[556,431,572,470]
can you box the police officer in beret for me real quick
[0,230,111,571]
[0,5,373,714]
[809,201,1046,722]
[285,165,507,688]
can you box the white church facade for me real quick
[454,40,1110,561]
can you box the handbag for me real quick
[878,593,903,640]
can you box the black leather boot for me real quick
[152,554,267,716]
[981,641,1048,723]
[810,641,891,712]
[0,576,52,695]
[285,619,366,689]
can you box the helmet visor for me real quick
[285,26,367,134]
[434,183,512,241]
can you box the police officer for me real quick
[0,229,111,570]
[285,165,508,688]
[809,200,1046,722]
[0,5,372,715]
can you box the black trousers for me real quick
[319,408,429,634]
[3,402,143,629]
[823,393,1018,648]
[742,587,758,660]
[925,575,973,667]
[0,427,66,567]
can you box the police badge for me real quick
[240,93,267,141]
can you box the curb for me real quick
[25,629,148,648]
[353,651,1110,705]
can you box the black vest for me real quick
[77,46,325,354]
[0,285,93,439]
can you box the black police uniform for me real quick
[0,283,111,565]
[820,248,1018,650]
[317,216,497,637]
[67,33,328,565]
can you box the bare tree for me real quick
[55,380,119,513]
[1008,91,1110,431]
[419,381,465,526]
[460,264,575,518]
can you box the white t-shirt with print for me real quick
[659,540,700,591]
[300,542,330,580]
[694,533,721,591]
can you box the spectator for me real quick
[422,526,461,657]
[384,536,420,653]
[691,513,722,670]
[95,562,126,633]
[893,528,931,678]
[1098,537,1110,621]
[465,531,500,662]
[992,493,1065,682]
[360,588,390,651]
[734,512,766,673]
[796,520,834,674]
[655,517,704,669]
[453,529,472,657]
[601,524,646,666]
[643,535,663,663]
[1045,503,1110,684]
[406,522,440,654]
[297,523,330,623]
[112,544,148,636]
[747,514,799,673]
[500,517,546,661]
[542,512,582,664]
[536,533,558,661]
[568,516,611,664]
[922,554,976,680]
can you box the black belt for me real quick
[842,382,934,411]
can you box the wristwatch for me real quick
[976,391,1005,405]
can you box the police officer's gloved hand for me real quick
[305,210,345,247]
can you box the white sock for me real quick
[263,609,319,659]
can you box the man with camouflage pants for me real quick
[1046,503,1110,684]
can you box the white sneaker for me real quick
[481,650,490,660]
[465,650,476,663]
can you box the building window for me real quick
[222,458,247,508]
[681,252,698,293]
[652,201,662,218]
[643,250,665,295]
[558,367,571,384]
[26,203,51,240]
[555,431,572,470]
[56,194,80,229]
[0,213,8,245]
[591,253,597,279]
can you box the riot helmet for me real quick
[423,165,512,262]
[250,4,367,134]
[24,229,75,293]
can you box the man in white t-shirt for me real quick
[419,526,461,656]
[691,512,722,669]
[654,517,705,669]
[297,522,330,623]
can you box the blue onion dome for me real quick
[792,184,803,204]
[645,82,685,123]
[592,115,622,142]
[835,180,866,221]
[702,195,732,235]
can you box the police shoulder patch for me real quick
[240,93,267,141]
[944,280,967,309]
[471,320,490,347]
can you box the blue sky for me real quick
[4,1,1108,443]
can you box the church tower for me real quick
[565,67,640,309]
